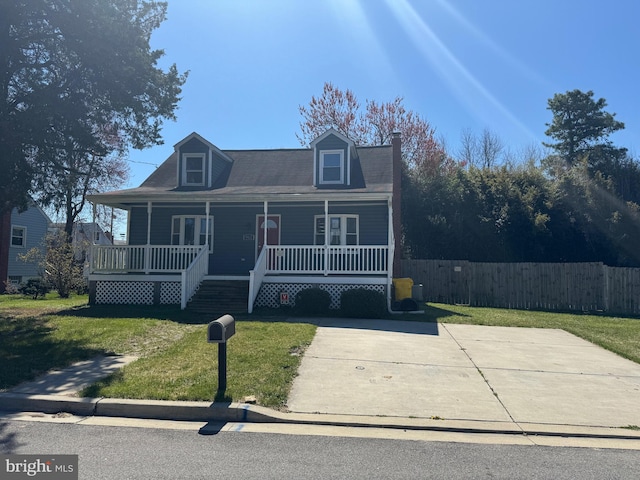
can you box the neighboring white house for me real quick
[49,222,113,275]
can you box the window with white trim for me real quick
[314,215,358,245]
[171,216,213,252]
[11,226,26,247]
[319,150,344,184]
[182,153,206,186]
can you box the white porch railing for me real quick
[264,245,388,275]
[248,245,388,313]
[181,246,209,309]
[91,244,388,312]
[90,245,204,273]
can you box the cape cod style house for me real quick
[86,129,402,313]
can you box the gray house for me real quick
[7,202,51,286]
[86,129,402,312]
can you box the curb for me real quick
[2,392,640,442]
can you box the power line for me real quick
[127,159,159,168]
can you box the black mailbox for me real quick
[207,315,235,343]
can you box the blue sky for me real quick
[124,0,640,187]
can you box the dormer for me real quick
[174,132,233,189]
[310,129,358,188]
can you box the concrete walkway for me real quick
[8,355,138,396]
[287,320,640,429]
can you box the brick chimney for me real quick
[391,132,402,277]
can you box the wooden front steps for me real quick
[187,280,249,316]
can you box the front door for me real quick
[256,215,280,258]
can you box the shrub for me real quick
[340,288,387,318]
[3,281,20,295]
[20,231,85,298]
[19,278,50,299]
[294,287,331,315]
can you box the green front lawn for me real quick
[1,294,639,409]
[0,295,315,409]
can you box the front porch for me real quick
[88,244,390,312]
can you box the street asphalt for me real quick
[1,318,640,445]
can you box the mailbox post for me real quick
[207,314,235,392]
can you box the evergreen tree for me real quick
[543,89,626,167]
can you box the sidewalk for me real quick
[1,320,640,445]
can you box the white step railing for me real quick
[248,247,268,314]
[181,246,209,309]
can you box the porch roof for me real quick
[88,145,393,209]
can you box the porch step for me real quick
[187,280,249,317]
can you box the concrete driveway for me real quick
[287,320,640,428]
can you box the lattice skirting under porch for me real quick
[255,283,385,309]
[93,280,181,305]
[160,282,181,304]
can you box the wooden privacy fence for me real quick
[401,259,640,316]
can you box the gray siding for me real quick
[8,206,49,280]
[267,203,388,245]
[210,151,230,186]
[128,207,149,245]
[210,205,263,274]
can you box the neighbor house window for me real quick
[319,150,344,184]
[11,226,26,247]
[171,216,213,252]
[182,154,206,186]
[314,215,358,245]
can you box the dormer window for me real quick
[182,153,205,186]
[320,150,344,184]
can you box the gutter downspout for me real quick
[387,196,395,313]
[389,131,402,312]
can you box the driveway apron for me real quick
[287,320,640,428]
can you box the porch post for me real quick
[145,201,152,273]
[324,199,329,276]
[92,203,97,234]
[387,197,394,274]
[387,197,395,311]
[205,201,210,247]
[263,201,268,249]
[90,203,97,274]
[205,201,211,276]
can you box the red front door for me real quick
[256,215,280,257]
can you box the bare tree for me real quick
[458,128,479,167]
[479,129,504,169]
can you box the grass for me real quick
[83,321,315,407]
[2,294,639,408]
[0,294,316,409]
